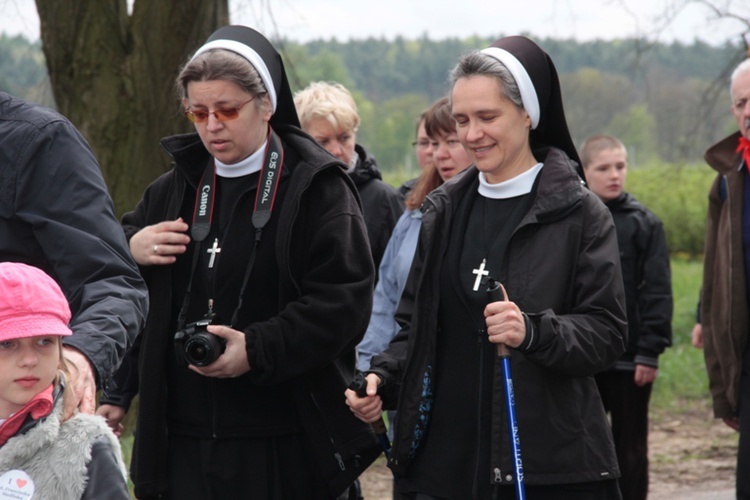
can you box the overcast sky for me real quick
[1,0,747,46]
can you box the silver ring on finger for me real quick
[153,244,159,254]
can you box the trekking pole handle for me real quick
[487,278,511,358]
[349,371,388,435]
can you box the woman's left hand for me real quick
[189,324,251,378]
[484,285,526,349]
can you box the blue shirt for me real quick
[357,209,422,370]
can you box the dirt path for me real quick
[359,400,738,499]
[648,404,736,499]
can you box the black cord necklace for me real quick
[471,194,530,292]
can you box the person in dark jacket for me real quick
[346,36,627,500]
[96,25,380,499]
[0,91,148,419]
[697,57,750,499]
[0,262,128,500]
[582,134,673,500]
[294,81,404,269]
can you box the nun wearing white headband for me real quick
[98,25,380,499]
[347,35,627,499]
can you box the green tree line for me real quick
[0,32,735,255]
[3,32,743,172]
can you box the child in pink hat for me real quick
[0,262,129,499]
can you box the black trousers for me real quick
[595,370,652,500]
[166,433,332,500]
[408,479,621,499]
[738,344,750,499]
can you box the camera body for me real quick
[174,317,226,367]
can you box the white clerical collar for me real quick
[214,139,267,178]
[478,163,543,199]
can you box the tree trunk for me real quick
[35,0,229,216]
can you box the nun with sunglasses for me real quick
[97,25,380,499]
[346,36,627,500]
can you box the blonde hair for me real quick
[293,81,360,133]
[580,135,627,168]
[52,338,76,420]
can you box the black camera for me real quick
[174,317,226,367]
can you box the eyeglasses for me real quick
[412,139,436,149]
[185,97,255,123]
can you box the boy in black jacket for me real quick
[582,135,673,500]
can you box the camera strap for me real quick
[176,128,284,330]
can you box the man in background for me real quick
[699,58,750,499]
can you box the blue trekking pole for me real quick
[487,278,526,500]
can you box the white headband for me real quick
[191,39,277,113]
[480,47,540,129]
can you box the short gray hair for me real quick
[730,58,750,102]
[449,51,524,109]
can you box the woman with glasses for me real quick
[399,109,436,197]
[347,36,627,499]
[97,25,380,500]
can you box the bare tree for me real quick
[610,0,749,163]
[35,0,229,215]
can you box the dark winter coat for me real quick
[370,147,627,487]
[350,144,404,269]
[103,125,381,498]
[604,192,672,370]
[0,92,148,387]
[701,131,749,419]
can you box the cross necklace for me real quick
[472,259,489,291]
[206,238,221,268]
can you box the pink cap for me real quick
[0,262,72,342]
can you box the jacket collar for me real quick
[605,192,639,212]
[427,146,583,224]
[13,381,64,438]
[160,133,211,189]
[348,144,383,187]
[705,131,743,175]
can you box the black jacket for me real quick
[0,92,147,386]
[349,144,404,269]
[370,147,627,487]
[605,192,672,369]
[103,125,380,498]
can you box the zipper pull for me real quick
[334,452,345,471]
[494,467,502,483]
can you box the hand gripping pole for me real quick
[487,279,526,500]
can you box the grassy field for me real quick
[651,257,708,411]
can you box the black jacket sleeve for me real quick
[81,436,130,500]
[99,334,141,410]
[634,214,673,367]
[12,114,148,387]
